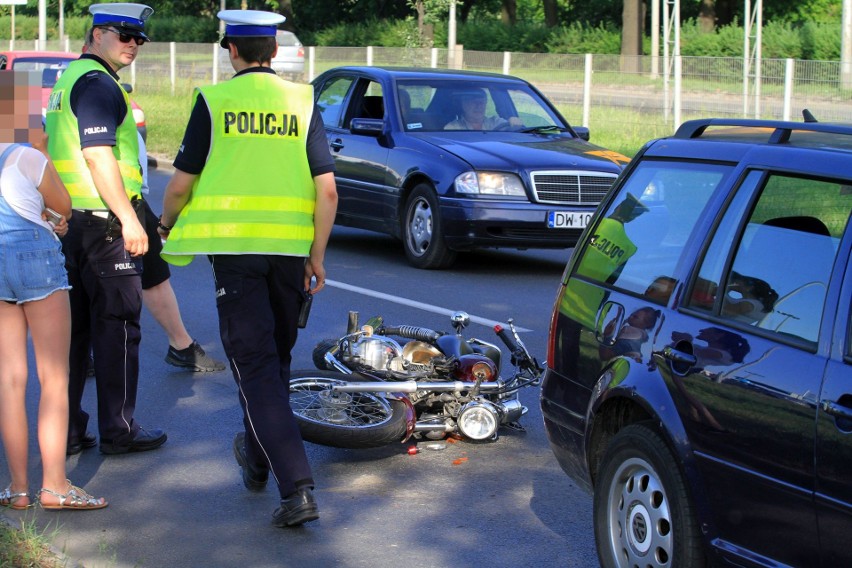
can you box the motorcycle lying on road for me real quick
[289,311,543,449]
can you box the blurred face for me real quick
[461,95,487,122]
[0,71,43,144]
[91,26,144,71]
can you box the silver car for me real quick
[271,30,304,78]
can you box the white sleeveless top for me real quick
[0,143,51,232]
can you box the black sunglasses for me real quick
[101,27,147,46]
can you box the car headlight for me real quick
[454,171,526,198]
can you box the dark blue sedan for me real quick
[312,66,629,268]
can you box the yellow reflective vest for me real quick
[45,58,142,209]
[162,73,316,266]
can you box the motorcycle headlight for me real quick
[454,171,526,198]
[457,400,499,441]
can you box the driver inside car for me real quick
[444,88,522,131]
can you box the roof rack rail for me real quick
[674,118,852,144]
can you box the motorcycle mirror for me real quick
[451,311,470,332]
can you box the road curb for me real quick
[147,154,175,173]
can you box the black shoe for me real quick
[165,341,226,372]
[67,431,97,456]
[100,428,167,455]
[233,432,268,491]
[272,488,319,527]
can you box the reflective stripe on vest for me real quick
[162,74,316,266]
[45,58,141,210]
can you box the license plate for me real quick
[547,211,593,229]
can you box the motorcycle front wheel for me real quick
[289,370,408,449]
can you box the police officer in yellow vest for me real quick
[159,9,337,528]
[45,3,167,456]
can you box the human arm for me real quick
[81,145,147,255]
[31,132,72,219]
[304,172,338,294]
[73,71,146,255]
[159,168,198,240]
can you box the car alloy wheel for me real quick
[594,423,705,568]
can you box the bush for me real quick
[800,22,841,60]
[546,22,621,54]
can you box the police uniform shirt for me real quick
[173,67,334,177]
[69,53,130,149]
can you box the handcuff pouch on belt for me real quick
[105,196,146,242]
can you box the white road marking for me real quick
[326,279,531,332]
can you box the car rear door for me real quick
[815,247,852,567]
[674,168,852,566]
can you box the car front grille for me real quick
[531,171,618,205]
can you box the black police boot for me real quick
[233,432,268,491]
[272,488,319,527]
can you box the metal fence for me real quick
[20,39,852,137]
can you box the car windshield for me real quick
[8,57,72,88]
[276,32,301,47]
[10,57,72,71]
[396,79,565,133]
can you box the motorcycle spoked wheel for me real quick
[289,370,408,449]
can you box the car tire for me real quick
[402,183,457,269]
[594,422,705,568]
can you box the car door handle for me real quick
[662,346,697,367]
[330,139,344,151]
[822,400,852,420]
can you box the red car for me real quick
[0,50,147,142]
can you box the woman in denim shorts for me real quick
[0,136,106,511]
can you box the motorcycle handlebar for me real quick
[379,325,442,343]
[494,324,522,355]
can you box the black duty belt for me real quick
[74,209,110,219]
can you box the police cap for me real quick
[218,9,285,49]
[89,3,154,41]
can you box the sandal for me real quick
[0,486,32,510]
[38,480,108,510]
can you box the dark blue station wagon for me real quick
[541,118,852,567]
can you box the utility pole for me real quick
[38,0,46,49]
[843,0,852,89]
[448,0,457,68]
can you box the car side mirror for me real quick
[350,118,384,136]
[572,126,590,141]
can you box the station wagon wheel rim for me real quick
[605,456,673,567]
[406,195,433,257]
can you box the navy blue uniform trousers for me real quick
[63,213,143,445]
[210,254,314,498]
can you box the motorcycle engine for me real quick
[350,336,402,371]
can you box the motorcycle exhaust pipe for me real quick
[331,380,503,394]
[412,421,454,433]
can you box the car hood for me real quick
[415,132,629,173]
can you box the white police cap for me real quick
[90,3,154,40]
[218,9,285,39]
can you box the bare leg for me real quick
[23,291,71,495]
[143,279,193,350]
[0,301,32,506]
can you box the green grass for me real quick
[0,518,64,568]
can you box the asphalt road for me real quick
[1,168,599,567]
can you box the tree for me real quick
[621,0,643,72]
[501,0,517,25]
[543,0,558,27]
